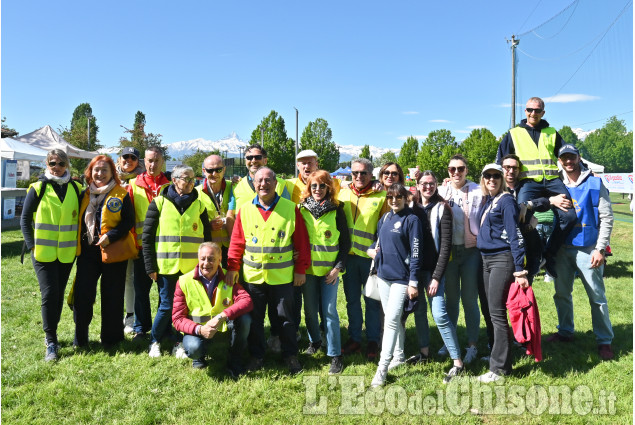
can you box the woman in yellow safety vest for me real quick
[73,155,136,349]
[298,170,351,375]
[20,149,81,361]
[141,165,212,358]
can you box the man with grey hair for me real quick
[226,167,311,375]
[337,158,389,360]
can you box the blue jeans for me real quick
[342,254,382,344]
[133,253,154,334]
[182,314,251,370]
[150,274,180,344]
[553,246,614,344]
[413,272,461,359]
[302,274,341,357]
[517,178,577,257]
[377,277,408,369]
[444,245,481,345]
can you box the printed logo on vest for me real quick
[278,230,286,239]
[192,223,198,232]
[222,297,231,307]
[324,230,332,239]
[72,210,77,218]
[106,198,123,213]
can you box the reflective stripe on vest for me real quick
[300,208,340,276]
[31,181,80,263]
[179,269,233,332]
[196,182,231,247]
[154,195,205,275]
[338,189,386,258]
[130,179,170,246]
[509,127,559,181]
[240,198,296,284]
[233,176,288,214]
[565,176,601,247]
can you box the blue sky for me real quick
[2,0,632,150]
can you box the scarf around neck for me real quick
[44,169,71,185]
[301,196,337,219]
[84,180,116,244]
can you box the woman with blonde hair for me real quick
[299,170,350,374]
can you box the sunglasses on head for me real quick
[483,173,502,180]
[204,167,224,174]
[48,161,66,167]
[526,108,543,114]
[351,171,368,177]
[386,195,404,201]
[245,155,263,161]
[448,166,466,174]
[310,183,327,190]
[382,171,399,177]
[122,154,137,160]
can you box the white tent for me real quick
[1,138,48,161]
[581,157,604,173]
[16,125,98,159]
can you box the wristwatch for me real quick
[598,248,606,256]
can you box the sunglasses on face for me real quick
[48,161,66,167]
[448,166,466,174]
[351,171,368,177]
[503,165,519,171]
[483,173,502,180]
[204,167,224,174]
[122,154,138,161]
[382,171,399,177]
[310,183,327,190]
[386,195,404,201]
[526,108,543,114]
[177,177,196,183]
[418,182,436,187]
[245,155,263,161]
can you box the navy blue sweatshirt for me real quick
[477,193,525,272]
[373,207,423,286]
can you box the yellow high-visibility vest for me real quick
[338,189,385,258]
[129,178,170,247]
[300,208,339,276]
[179,269,233,332]
[195,183,228,247]
[509,127,559,181]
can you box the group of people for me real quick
[21,96,616,385]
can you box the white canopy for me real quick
[16,125,98,159]
[1,138,49,161]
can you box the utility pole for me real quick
[86,113,93,151]
[259,126,264,147]
[508,35,519,128]
[294,107,298,178]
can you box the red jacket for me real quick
[172,266,253,335]
[507,283,542,362]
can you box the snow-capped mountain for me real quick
[166,132,249,158]
[571,128,595,141]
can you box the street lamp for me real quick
[259,126,264,147]
[294,107,298,178]
[86,112,93,151]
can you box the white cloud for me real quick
[402,111,419,115]
[467,125,488,129]
[397,135,427,141]
[543,93,600,103]
[454,130,470,134]
[429,119,451,123]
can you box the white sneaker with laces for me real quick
[477,371,503,383]
[123,315,134,334]
[172,342,188,359]
[148,342,161,358]
[371,367,388,388]
[387,357,405,371]
[463,346,478,364]
[437,345,449,357]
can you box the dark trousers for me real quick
[73,245,127,346]
[32,256,74,344]
[476,258,494,350]
[244,282,298,359]
[482,251,514,376]
[133,252,154,334]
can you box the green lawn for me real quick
[2,205,632,424]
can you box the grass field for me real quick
[2,194,632,424]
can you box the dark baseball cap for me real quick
[558,144,579,157]
[121,147,140,159]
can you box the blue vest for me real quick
[565,176,600,247]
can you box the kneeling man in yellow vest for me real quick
[172,242,253,373]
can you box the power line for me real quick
[517,0,544,35]
[571,110,633,128]
[517,0,580,38]
[517,31,603,61]
[532,0,579,40]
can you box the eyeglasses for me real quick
[448,166,466,174]
[483,173,502,180]
[204,167,224,174]
[382,171,399,177]
[526,108,543,114]
[245,155,263,161]
[310,183,327,190]
[386,195,404,201]
[418,182,436,187]
[48,161,66,167]
[351,171,369,177]
[122,154,137,161]
[177,177,196,183]
[503,165,519,172]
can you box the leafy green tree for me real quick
[416,129,458,180]
[1,117,18,138]
[398,136,418,170]
[300,118,340,172]
[119,111,169,160]
[338,161,351,169]
[558,125,580,146]
[251,110,294,175]
[182,150,220,177]
[579,116,633,172]
[60,103,102,174]
[358,145,372,161]
[461,128,499,182]
[374,151,398,167]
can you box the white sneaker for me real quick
[544,274,553,283]
[148,342,161,358]
[267,335,282,353]
[477,371,504,383]
[123,315,134,334]
[387,357,405,371]
[463,346,478,364]
[371,367,388,388]
[437,345,449,357]
[172,342,188,359]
